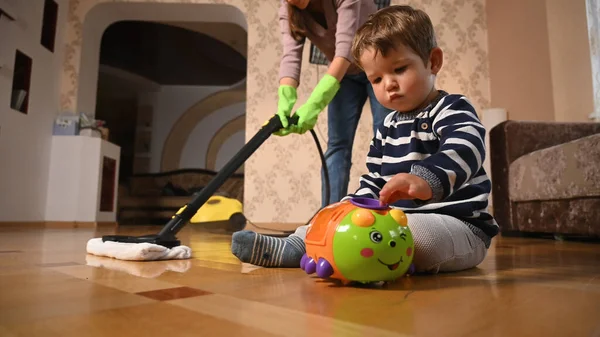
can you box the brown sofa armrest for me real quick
[489,120,600,232]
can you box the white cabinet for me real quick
[45,135,121,223]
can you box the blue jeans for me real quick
[320,71,393,207]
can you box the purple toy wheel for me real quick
[304,258,316,274]
[300,253,309,270]
[349,197,389,210]
[316,258,334,279]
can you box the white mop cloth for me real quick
[86,238,192,261]
[86,254,192,277]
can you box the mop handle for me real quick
[157,114,299,237]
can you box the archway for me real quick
[205,114,246,172]
[67,1,248,116]
[161,86,246,171]
[60,0,293,227]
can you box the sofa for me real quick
[117,168,244,224]
[489,120,600,238]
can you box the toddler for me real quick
[231,5,499,273]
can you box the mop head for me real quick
[86,238,192,261]
[86,254,192,277]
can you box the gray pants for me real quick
[291,213,488,274]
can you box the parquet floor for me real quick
[0,224,599,336]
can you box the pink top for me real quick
[278,0,379,83]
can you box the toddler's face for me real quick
[359,44,442,113]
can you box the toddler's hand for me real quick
[379,173,433,205]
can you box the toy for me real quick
[300,197,415,284]
[174,195,246,232]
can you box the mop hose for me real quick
[85,115,329,262]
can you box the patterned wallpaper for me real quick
[61,0,491,225]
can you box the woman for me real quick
[275,0,392,207]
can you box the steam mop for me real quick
[86,114,329,261]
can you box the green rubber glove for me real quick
[293,74,341,134]
[274,84,297,136]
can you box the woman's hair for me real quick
[287,4,307,41]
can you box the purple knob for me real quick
[304,258,316,274]
[349,197,388,210]
[300,253,309,270]
[408,263,416,275]
[316,258,334,279]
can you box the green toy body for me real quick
[301,197,415,284]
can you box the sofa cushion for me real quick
[513,199,600,236]
[508,133,600,201]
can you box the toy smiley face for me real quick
[332,207,414,283]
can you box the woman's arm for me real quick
[320,0,359,83]
[280,76,299,88]
[333,0,361,68]
[278,1,305,88]
[280,52,350,88]
[277,0,359,134]
[326,56,352,82]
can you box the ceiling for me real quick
[99,20,247,86]
[160,21,247,57]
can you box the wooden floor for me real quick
[0,224,599,337]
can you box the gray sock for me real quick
[231,230,305,267]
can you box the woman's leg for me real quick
[321,74,368,207]
[405,213,489,273]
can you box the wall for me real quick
[487,0,595,122]
[586,0,600,120]
[97,65,246,174]
[486,0,556,122]
[1,0,588,225]
[95,65,160,177]
[215,129,245,171]
[545,0,594,122]
[145,85,245,172]
[69,1,247,116]
[180,101,246,171]
[0,0,68,222]
[74,0,249,177]
[61,0,493,226]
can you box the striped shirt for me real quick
[345,91,499,242]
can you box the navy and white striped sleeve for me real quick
[410,97,486,203]
[345,126,388,200]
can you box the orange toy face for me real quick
[302,197,415,283]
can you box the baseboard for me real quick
[0,221,118,228]
[46,221,118,228]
